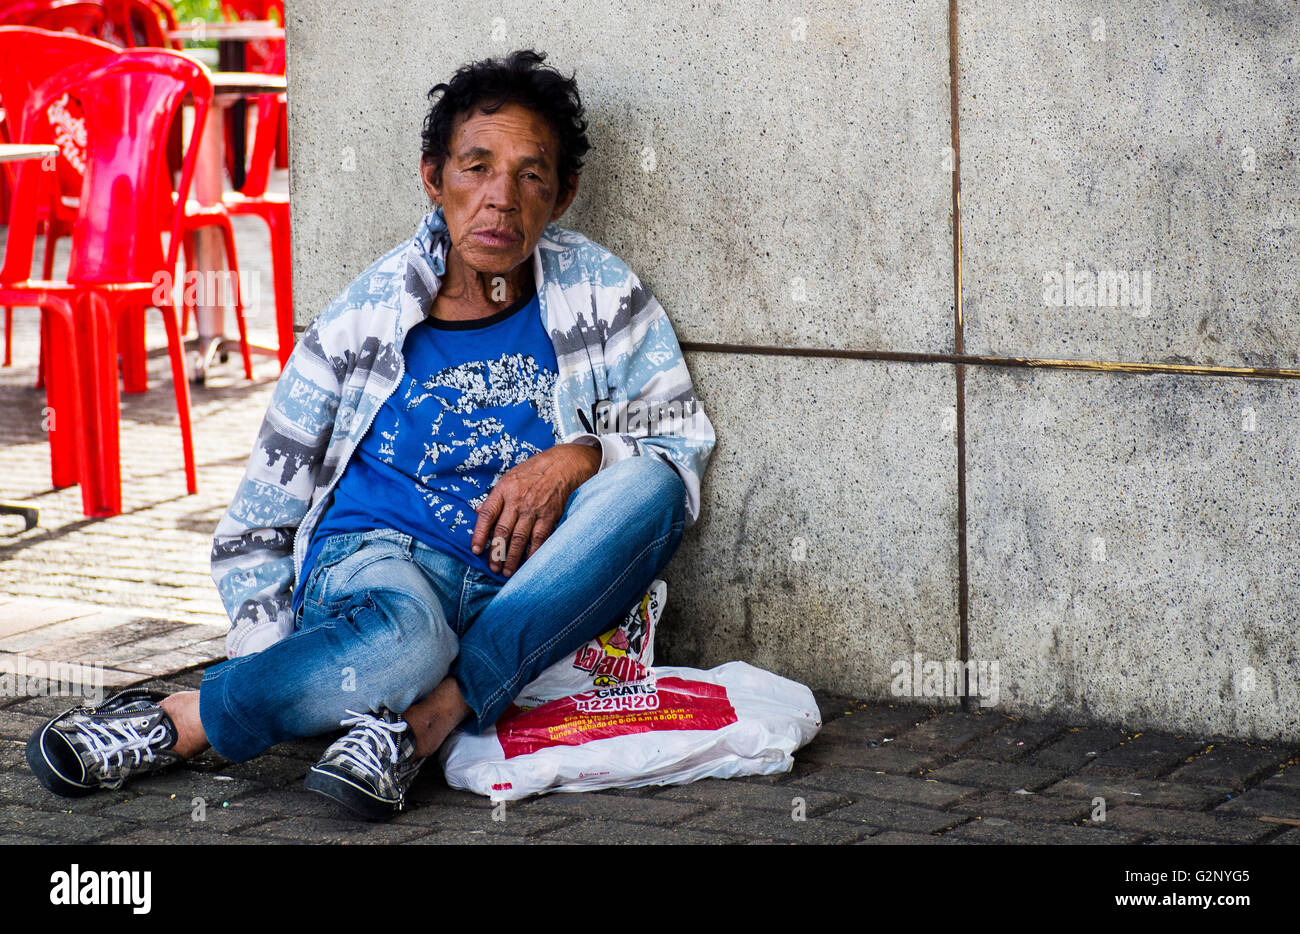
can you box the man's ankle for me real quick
[159,691,210,759]
[404,680,472,757]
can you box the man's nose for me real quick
[485,170,519,212]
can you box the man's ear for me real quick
[420,158,444,207]
[551,173,580,221]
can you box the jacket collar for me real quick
[396,207,569,344]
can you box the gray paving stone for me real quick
[680,805,877,844]
[799,741,940,774]
[390,803,575,837]
[101,792,256,827]
[791,768,978,808]
[0,599,106,637]
[1261,763,1300,792]
[655,780,852,815]
[1022,727,1130,771]
[1100,804,1274,843]
[0,614,136,653]
[509,792,707,825]
[721,758,824,784]
[945,818,1143,845]
[819,798,963,834]
[113,625,226,655]
[1042,776,1226,809]
[1078,732,1212,780]
[188,753,309,787]
[217,787,349,819]
[263,739,333,762]
[926,759,1068,792]
[0,804,125,842]
[7,693,107,717]
[161,803,295,835]
[141,668,208,691]
[120,770,261,803]
[1268,827,1300,844]
[246,815,430,844]
[114,650,216,676]
[856,830,972,844]
[20,619,186,663]
[532,818,740,845]
[105,827,278,845]
[402,830,539,845]
[891,712,1005,754]
[0,770,119,812]
[401,780,493,809]
[0,740,27,771]
[1168,743,1295,790]
[0,707,47,742]
[946,790,1093,824]
[963,719,1065,762]
[807,705,934,746]
[1214,788,1300,820]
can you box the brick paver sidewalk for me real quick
[2,208,1298,844]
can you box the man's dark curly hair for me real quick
[421,49,590,197]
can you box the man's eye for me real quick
[468,164,486,172]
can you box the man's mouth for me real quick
[471,228,521,248]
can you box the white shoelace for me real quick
[77,717,169,779]
[335,710,408,776]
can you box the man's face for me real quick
[421,101,578,277]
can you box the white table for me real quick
[166,20,285,42]
[0,142,58,163]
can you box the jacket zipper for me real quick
[291,340,407,583]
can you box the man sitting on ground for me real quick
[27,49,715,820]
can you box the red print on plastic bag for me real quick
[496,677,738,760]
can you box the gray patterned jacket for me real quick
[210,209,716,658]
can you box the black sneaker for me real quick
[26,689,182,797]
[304,708,426,821]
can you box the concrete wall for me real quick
[286,1,1300,739]
[959,0,1300,740]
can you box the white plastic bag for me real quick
[513,579,664,709]
[439,661,822,800]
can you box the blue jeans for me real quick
[198,456,686,763]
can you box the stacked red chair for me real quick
[0,0,109,37]
[0,50,211,515]
[0,26,118,376]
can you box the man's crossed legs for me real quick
[27,456,686,819]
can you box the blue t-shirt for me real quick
[292,277,558,614]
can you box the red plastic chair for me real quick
[219,0,285,171]
[0,50,206,516]
[101,0,176,49]
[0,25,118,371]
[0,1,109,38]
[0,25,251,387]
[219,0,281,73]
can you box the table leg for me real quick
[219,38,248,192]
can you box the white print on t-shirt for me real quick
[377,353,558,531]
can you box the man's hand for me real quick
[471,442,602,576]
